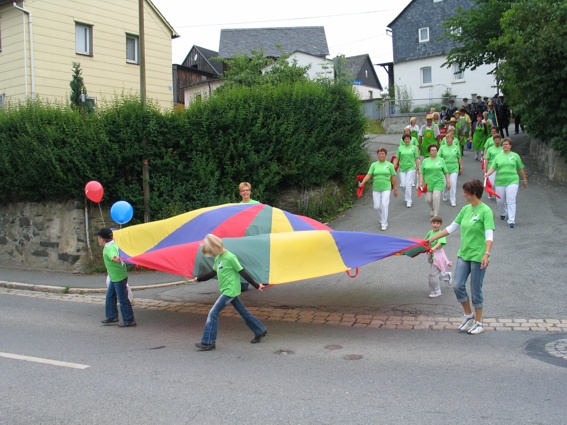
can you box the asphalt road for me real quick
[1,294,566,425]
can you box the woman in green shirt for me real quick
[394,134,420,208]
[359,147,398,231]
[439,132,462,207]
[419,145,450,218]
[427,179,495,335]
[484,138,528,228]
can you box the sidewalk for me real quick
[0,267,187,294]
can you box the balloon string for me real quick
[98,203,105,227]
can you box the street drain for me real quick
[325,344,343,350]
[342,354,363,360]
[274,349,294,355]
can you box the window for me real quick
[0,94,4,109]
[0,17,3,53]
[75,23,92,55]
[421,67,432,85]
[419,27,429,43]
[368,90,373,99]
[126,34,139,64]
[452,64,465,81]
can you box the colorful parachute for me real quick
[115,203,427,285]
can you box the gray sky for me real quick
[151,0,413,89]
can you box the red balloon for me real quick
[85,181,104,203]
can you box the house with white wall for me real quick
[387,0,496,107]
[0,0,178,110]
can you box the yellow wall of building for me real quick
[0,0,175,110]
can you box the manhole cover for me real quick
[342,354,363,360]
[526,333,567,368]
[325,344,343,350]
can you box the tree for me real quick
[69,62,93,113]
[494,0,567,153]
[441,0,567,157]
[215,47,310,91]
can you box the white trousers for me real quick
[496,184,519,224]
[443,172,458,204]
[372,190,391,226]
[425,190,442,217]
[398,169,416,205]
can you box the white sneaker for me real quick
[428,291,441,298]
[412,182,416,187]
[442,197,448,202]
[468,322,485,334]
[381,225,387,231]
[406,202,412,208]
[451,202,456,207]
[458,315,475,332]
[430,210,434,217]
[445,272,453,287]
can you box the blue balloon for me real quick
[110,201,134,224]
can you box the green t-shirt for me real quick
[492,151,524,186]
[425,229,446,248]
[421,157,448,191]
[103,241,128,282]
[395,144,419,172]
[454,202,495,262]
[213,250,244,298]
[485,146,503,170]
[367,161,396,192]
[438,144,461,174]
[240,199,260,204]
[484,137,495,151]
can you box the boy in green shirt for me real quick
[97,228,136,327]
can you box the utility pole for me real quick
[139,0,150,222]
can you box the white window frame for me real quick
[452,64,465,82]
[75,23,93,56]
[419,27,430,43]
[421,67,432,85]
[434,0,443,3]
[126,34,139,64]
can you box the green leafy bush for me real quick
[0,82,368,222]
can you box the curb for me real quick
[0,280,187,294]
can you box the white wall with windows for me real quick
[394,55,496,106]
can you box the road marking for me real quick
[0,351,90,369]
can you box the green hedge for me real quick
[0,81,369,221]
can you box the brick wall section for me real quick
[389,0,473,63]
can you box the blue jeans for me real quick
[201,294,266,345]
[105,278,135,323]
[453,257,486,309]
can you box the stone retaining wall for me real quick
[529,139,567,183]
[0,201,106,272]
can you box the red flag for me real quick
[390,155,399,172]
[356,174,366,198]
[481,157,486,171]
[417,183,428,197]
[484,178,500,198]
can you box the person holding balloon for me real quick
[96,227,136,327]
